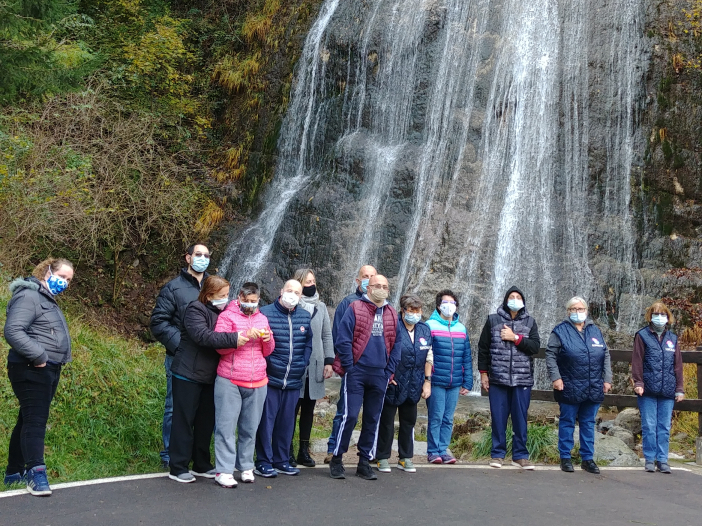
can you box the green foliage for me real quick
[0,89,211,301]
[0,277,165,487]
[452,422,561,463]
[0,0,96,103]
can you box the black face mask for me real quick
[302,284,317,297]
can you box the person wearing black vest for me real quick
[324,264,377,464]
[255,280,313,478]
[478,286,540,470]
[546,296,612,474]
[150,244,211,468]
[376,294,433,474]
[329,275,402,481]
[631,301,684,474]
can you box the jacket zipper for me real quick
[449,319,454,387]
[509,319,514,385]
[282,313,293,388]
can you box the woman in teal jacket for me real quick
[425,289,472,464]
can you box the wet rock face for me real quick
[223,0,701,384]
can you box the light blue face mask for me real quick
[569,312,587,323]
[404,312,422,325]
[651,314,668,329]
[360,278,370,293]
[507,299,524,312]
[190,255,209,273]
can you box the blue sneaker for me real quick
[441,454,457,464]
[273,462,300,476]
[27,465,52,496]
[254,464,278,478]
[427,454,443,464]
[3,471,25,486]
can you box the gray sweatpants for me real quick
[214,375,268,473]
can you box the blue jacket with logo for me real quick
[426,310,472,390]
[260,299,313,390]
[637,327,678,399]
[550,320,609,404]
[385,318,432,406]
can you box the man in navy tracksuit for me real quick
[255,280,313,477]
[329,275,401,480]
[325,264,377,463]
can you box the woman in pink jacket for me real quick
[213,282,274,487]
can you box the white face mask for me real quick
[439,302,456,318]
[281,291,300,309]
[210,298,228,310]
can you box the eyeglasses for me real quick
[651,312,667,316]
[193,252,211,258]
[441,300,457,305]
[369,285,389,290]
[568,308,587,313]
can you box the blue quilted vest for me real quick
[385,318,432,406]
[638,327,677,400]
[553,321,606,404]
[260,300,312,390]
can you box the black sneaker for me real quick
[329,456,345,479]
[580,460,600,474]
[288,455,298,468]
[560,458,574,472]
[355,460,377,481]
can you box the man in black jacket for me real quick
[150,244,211,468]
[477,286,540,470]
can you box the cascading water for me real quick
[220,0,648,386]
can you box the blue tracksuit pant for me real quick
[255,386,298,467]
[489,383,531,460]
[326,376,346,454]
[333,368,386,461]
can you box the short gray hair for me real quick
[565,296,588,311]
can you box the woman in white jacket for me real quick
[289,268,334,467]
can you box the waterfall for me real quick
[220,0,648,365]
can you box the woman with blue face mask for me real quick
[3,258,74,496]
[545,296,612,474]
[375,294,433,474]
[631,302,684,474]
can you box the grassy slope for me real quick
[0,279,165,487]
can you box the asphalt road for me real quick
[1,467,700,526]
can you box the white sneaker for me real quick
[215,473,237,488]
[241,469,255,483]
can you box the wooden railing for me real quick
[526,348,702,463]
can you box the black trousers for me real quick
[293,378,316,442]
[376,398,418,460]
[6,362,62,474]
[169,377,215,476]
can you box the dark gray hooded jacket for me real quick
[4,277,71,365]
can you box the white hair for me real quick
[565,296,588,311]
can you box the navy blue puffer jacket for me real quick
[385,318,432,406]
[552,321,607,404]
[260,299,313,390]
[638,328,678,399]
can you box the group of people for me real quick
[2,246,686,497]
